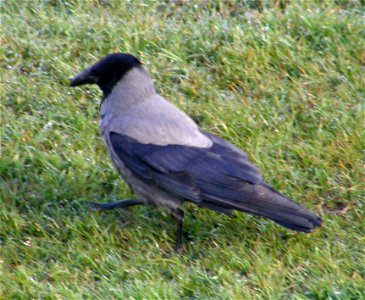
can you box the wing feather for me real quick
[109,131,322,232]
[109,131,262,205]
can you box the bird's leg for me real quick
[172,208,185,252]
[89,199,144,211]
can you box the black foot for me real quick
[89,199,144,211]
[172,209,184,252]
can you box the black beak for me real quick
[70,67,98,87]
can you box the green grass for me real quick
[1,0,364,299]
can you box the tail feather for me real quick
[202,183,322,232]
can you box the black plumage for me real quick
[109,132,321,233]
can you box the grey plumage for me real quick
[70,53,321,250]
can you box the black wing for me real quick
[109,131,262,205]
[109,131,322,232]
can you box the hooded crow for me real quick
[70,53,322,250]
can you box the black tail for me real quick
[202,183,322,233]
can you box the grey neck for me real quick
[101,67,156,114]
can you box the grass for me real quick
[1,0,364,299]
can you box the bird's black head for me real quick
[70,53,142,96]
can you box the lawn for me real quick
[1,1,364,299]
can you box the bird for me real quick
[70,53,322,250]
